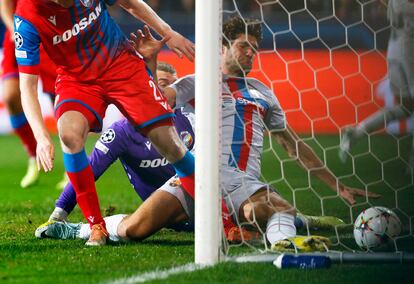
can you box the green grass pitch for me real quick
[0,133,413,283]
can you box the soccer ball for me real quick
[353,206,402,250]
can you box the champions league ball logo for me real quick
[100,129,116,144]
[14,32,24,49]
[80,0,93,8]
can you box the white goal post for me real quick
[194,0,414,266]
[194,0,222,265]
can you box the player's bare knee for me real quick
[58,112,89,151]
[58,130,84,151]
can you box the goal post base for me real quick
[227,251,414,264]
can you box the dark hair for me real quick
[156,61,177,75]
[222,16,262,47]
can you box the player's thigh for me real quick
[119,189,189,240]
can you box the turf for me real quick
[0,133,413,283]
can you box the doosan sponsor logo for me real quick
[139,158,169,168]
[52,3,102,45]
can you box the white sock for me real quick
[266,213,296,245]
[78,214,127,241]
[49,207,68,222]
[79,224,90,240]
[104,214,128,242]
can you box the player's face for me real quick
[223,34,258,76]
[157,70,177,92]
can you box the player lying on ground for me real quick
[0,0,57,188]
[15,0,196,246]
[39,18,354,252]
[339,0,414,168]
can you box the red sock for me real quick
[67,165,105,229]
[178,174,235,234]
[14,123,36,157]
[222,201,236,237]
[178,173,195,198]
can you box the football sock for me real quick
[104,214,127,242]
[172,151,195,198]
[266,212,296,244]
[78,214,127,242]
[64,150,105,229]
[55,182,77,214]
[222,202,236,236]
[10,112,37,157]
[49,207,68,222]
[79,223,90,240]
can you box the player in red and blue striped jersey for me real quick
[14,0,196,246]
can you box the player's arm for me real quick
[270,125,381,204]
[163,75,196,108]
[20,73,54,172]
[14,15,54,172]
[113,0,195,61]
[0,0,15,32]
[163,87,177,108]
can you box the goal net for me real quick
[195,0,414,264]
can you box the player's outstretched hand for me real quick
[339,185,381,205]
[164,29,195,62]
[36,135,55,172]
[130,25,170,60]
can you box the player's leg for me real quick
[340,58,414,162]
[118,190,189,241]
[2,77,39,188]
[238,187,297,244]
[2,30,39,188]
[57,110,108,246]
[238,189,331,252]
[144,125,195,197]
[39,177,192,242]
[54,80,109,246]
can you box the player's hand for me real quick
[129,25,170,61]
[36,135,55,172]
[164,29,195,62]
[339,185,381,205]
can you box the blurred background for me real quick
[109,0,389,49]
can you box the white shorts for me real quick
[158,168,279,222]
[220,166,278,218]
[158,176,195,223]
